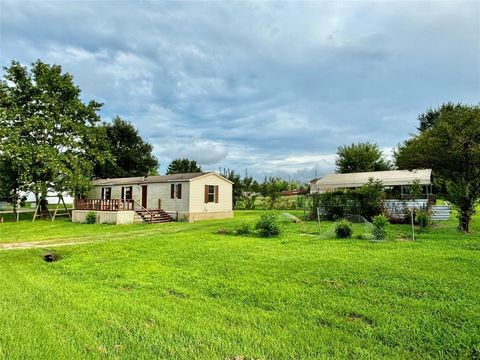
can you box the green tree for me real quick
[357,178,385,220]
[0,60,108,201]
[242,176,260,193]
[260,177,289,209]
[417,102,457,132]
[221,169,242,208]
[395,103,480,232]
[336,142,392,173]
[166,158,202,174]
[94,116,159,178]
[0,158,22,220]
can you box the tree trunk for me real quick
[12,190,18,222]
[459,209,471,233]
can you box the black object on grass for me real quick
[42,252,59,262]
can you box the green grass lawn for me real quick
[0,211,479,359]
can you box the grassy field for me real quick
[0,211,479,359]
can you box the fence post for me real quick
[316,207,321,236]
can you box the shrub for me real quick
[235,223,251,235]
[214,228,229,235]
[311,179,385,221]
[85,211,96,224]
[372,214,389,240]
[335,220,352,238]
[417,210,430,230]
[255,214,280,237]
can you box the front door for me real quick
[141,185,148,209]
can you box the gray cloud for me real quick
[1,1,479,181]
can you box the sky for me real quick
[1,1,479,182]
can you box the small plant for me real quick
[417,210,430,230]
[335,220,352,238]
[355,233,367,240]
[214,228,229,235]
[85,211,96,224]
[255,214,280,237]
[372,214,389,240]
[235,223,251,235]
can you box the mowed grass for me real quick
[0,211,479,359]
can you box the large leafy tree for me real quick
[395,103,480,232]
[166,158,202,174]
[93,116,159,178]
[0,60,108,200]
[336,142,392,173]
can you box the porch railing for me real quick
[74,199,134,211]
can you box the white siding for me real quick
[188,174,232,213]
[89,182,189,211]
[144,182,189,211]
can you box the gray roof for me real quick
[91,172,208,186]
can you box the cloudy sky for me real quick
[1,1,479,181]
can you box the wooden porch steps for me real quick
[135,209,174,224]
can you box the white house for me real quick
[72,172,233,224]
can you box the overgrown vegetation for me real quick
[85,211,96,224]
[395,103,480,232]
[417,210,430,231]
[335,220,353,238]
[255,213,281,237]
[372,214,389,240]
[234,222,251,235]
[311,178,385,221]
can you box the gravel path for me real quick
[0,241,92,250]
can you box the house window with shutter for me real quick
[205,185,219,203]
[171,183,183,199]
[121,186,132,200]
[101,187,111,200]
[208,185,215,202]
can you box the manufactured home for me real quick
[72,172,233,224]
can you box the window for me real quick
[121,186,132,200]
[208,185,215,202]
[204,185,219,203]
[176,183,182,199]
[101,187,111,200]
[171,183,183,199]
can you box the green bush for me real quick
[311,179,385,221]
[255,214,280,237]
[372,214,389,240]
[335,220,353,238]
[85,211,96,224]
[417,210,430,230]
[235,223,251,235]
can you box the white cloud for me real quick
[1,1,479,181]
